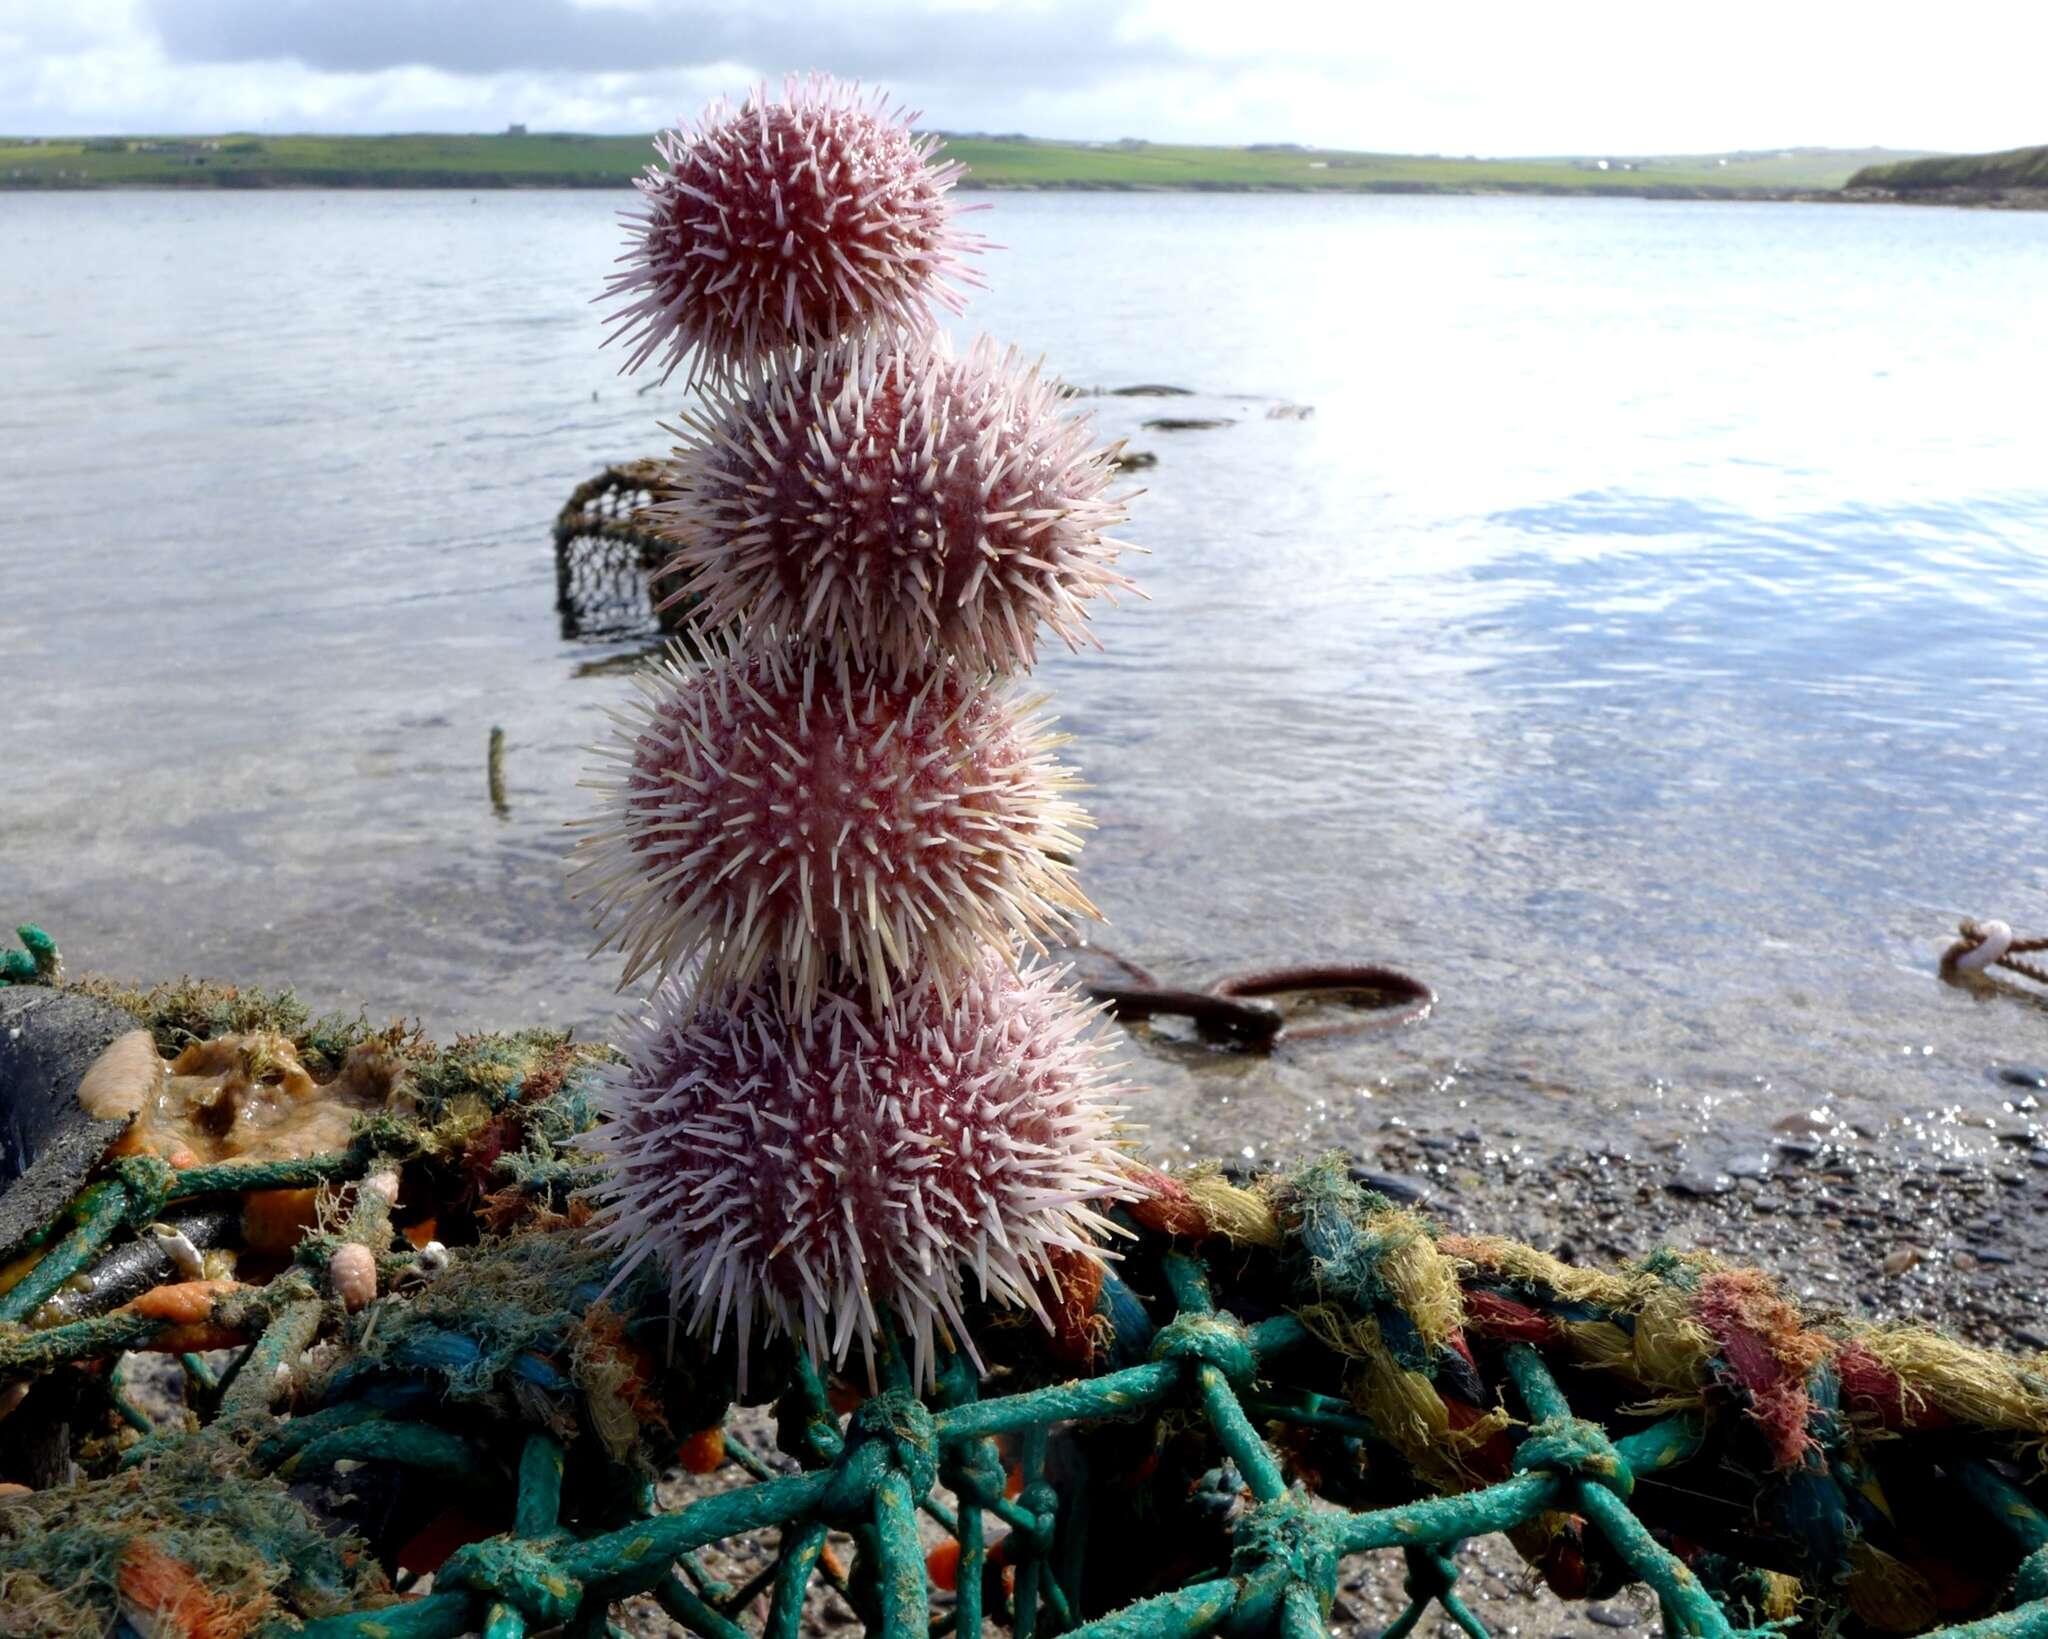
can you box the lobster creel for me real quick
[1,970,2045,1639]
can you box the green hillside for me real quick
[1849,144,2048,191]
[0,131,1931,196]
[0,132,654,188]
[945,139,1921,194]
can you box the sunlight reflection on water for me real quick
[3,189,2045,1166]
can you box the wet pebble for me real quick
[1995,1065,2048,1090]
[1348,1166,1429,1204]
[1667,1167,1733,1198]
[1586,1604,1634,1628]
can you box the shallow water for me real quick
[3,189,2045,1170]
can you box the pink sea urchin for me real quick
[582,954,1133,1388]
[605,75,984,384]
[654,332,1136,676]
[572,640,1094,1006]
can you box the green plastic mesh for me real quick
[3,986,2047,1639]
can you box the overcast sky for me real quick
[5,0,2045,156]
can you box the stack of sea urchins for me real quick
[573,75,1142,1391]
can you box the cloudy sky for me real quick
[5,0,2045,156]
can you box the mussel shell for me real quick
[36,1207,238,1323]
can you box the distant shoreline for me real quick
[1839,185,2048,212]
[0,176,1835,200]
[0,174,1937,206]
[9,177,2043,209]
[0,133,1944,200]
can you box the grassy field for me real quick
[1849,143,2048,191]
[0,131,1932,196]
[947,139,1917,194]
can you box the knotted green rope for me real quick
[1512,1413,1636,1499]
[0,923,59,984]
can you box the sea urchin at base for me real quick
[579,955,1135,1388]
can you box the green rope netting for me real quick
[3,987,2048,1639]
[0,924,61,987]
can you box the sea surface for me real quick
[4,189,2046,1175]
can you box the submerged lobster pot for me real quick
[552,460,694,640]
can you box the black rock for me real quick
[1995,1065,2048,1090]
[1347,1165,1429,1204]
[1109,384,1195,397]
[0,988,140,1260]
[1141,417,1236,432]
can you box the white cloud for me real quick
[2,0,2045,154]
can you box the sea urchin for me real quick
[572,640,1094,1006]
[605,75,984,383]
[581,955,1133,1387]
[654,332,1136,676]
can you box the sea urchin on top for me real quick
[572,640,1094,1007]
[604,75,985,383]
[653,332,1136,676]
[581,953,1133,1388]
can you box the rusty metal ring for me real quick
[1077,949,1433,1051]
[1207,963,1434,1043]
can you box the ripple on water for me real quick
[4,189,2046,1162]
